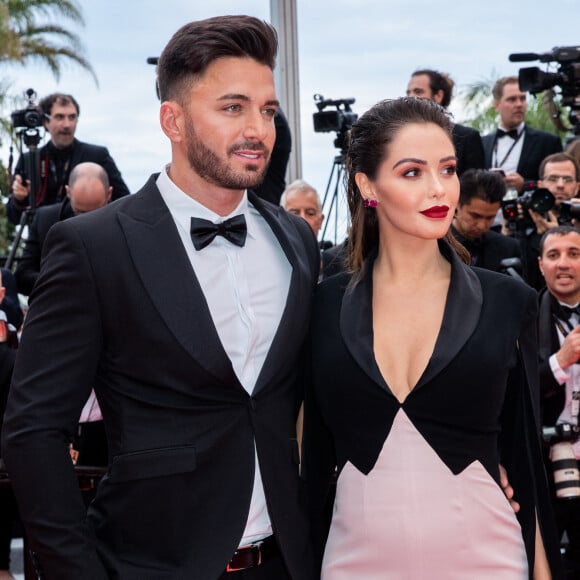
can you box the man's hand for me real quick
[556,325,580,369]
[500,464,520,513]
[505,172,525,194]
[12,174,30,201]
[528,209,559,235]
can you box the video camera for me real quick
[509,46,580,131]
[313,94,358,151]
[11,88,44,130]
[501,187,555,231]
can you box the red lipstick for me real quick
[420,205,450,219]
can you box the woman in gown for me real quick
[303,97,562,579]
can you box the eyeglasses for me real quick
[543,175,577,184]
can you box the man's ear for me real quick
[433,90,445,106]
[160,101,184,143]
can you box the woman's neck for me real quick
[374,236,449,287]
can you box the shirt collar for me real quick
[157,165,255,239]
[498,122,525,135]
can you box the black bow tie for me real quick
[190,214,247,251]
[553,297,580,325]
[497,128,519,140]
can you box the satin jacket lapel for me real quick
[416,244,483,388]
[248,192,311,394]
[117,176,238,387]
[340,249,389,390]
[340,242,483,393]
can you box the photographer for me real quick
[7,92,129,225]
[538,225,580,576]
[451,168,524,276]
[511,153,580,289]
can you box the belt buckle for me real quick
[225,541,263,573]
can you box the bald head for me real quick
[66,162,112,215]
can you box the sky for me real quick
[1,0,579,240]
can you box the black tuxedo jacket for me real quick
[7,138,130,225]
[451,227,525,276]
[15,199,75,295]
[2,175,319,580]
[538,289,568,428]
[482,126,563,181]
[452,123,485,176]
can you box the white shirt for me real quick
[156,167,291,545]
[492,122,525,174]
[548,305,580,458]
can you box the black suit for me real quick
[451,226,525,278]
[7,138,130,225]
[15,199,74,296]
[482,125,563,181]
[2,175,319,580]
[452,123,485,176]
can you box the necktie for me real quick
[497,128,519,140]
[190,214,247,251]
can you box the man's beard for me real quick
[184,115,270,190]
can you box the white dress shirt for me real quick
[156,167,291,545]
[492,122,526,174]
[548,306,580,458]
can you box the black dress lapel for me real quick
[339,241,483,393]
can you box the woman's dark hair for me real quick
[157,15,278,104]
[345,97,469,275]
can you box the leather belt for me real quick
[225,535,278,573]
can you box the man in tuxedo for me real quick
[406,69,485,175]
[15,161,112,296]
[537,225,580,577]
[482,76,562,193]
[2,15,319,580]
[7,92,129,225]
[451,169,525,277]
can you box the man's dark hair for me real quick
[459,169,506,206]
[39,93,80,117]
[539,152,580,182]
[411,69,454,108]
[157,15,278,104]
[539,224,580,256]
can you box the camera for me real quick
[543,422,580,446]
[501,187,555,229]
[509,46,580,130]
[558,200,580,225]
[313,94,358,151]
[11,88,44,129]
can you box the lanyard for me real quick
[492,130,522,169]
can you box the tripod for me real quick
[320,128,351,245]
[5,128,41,271]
